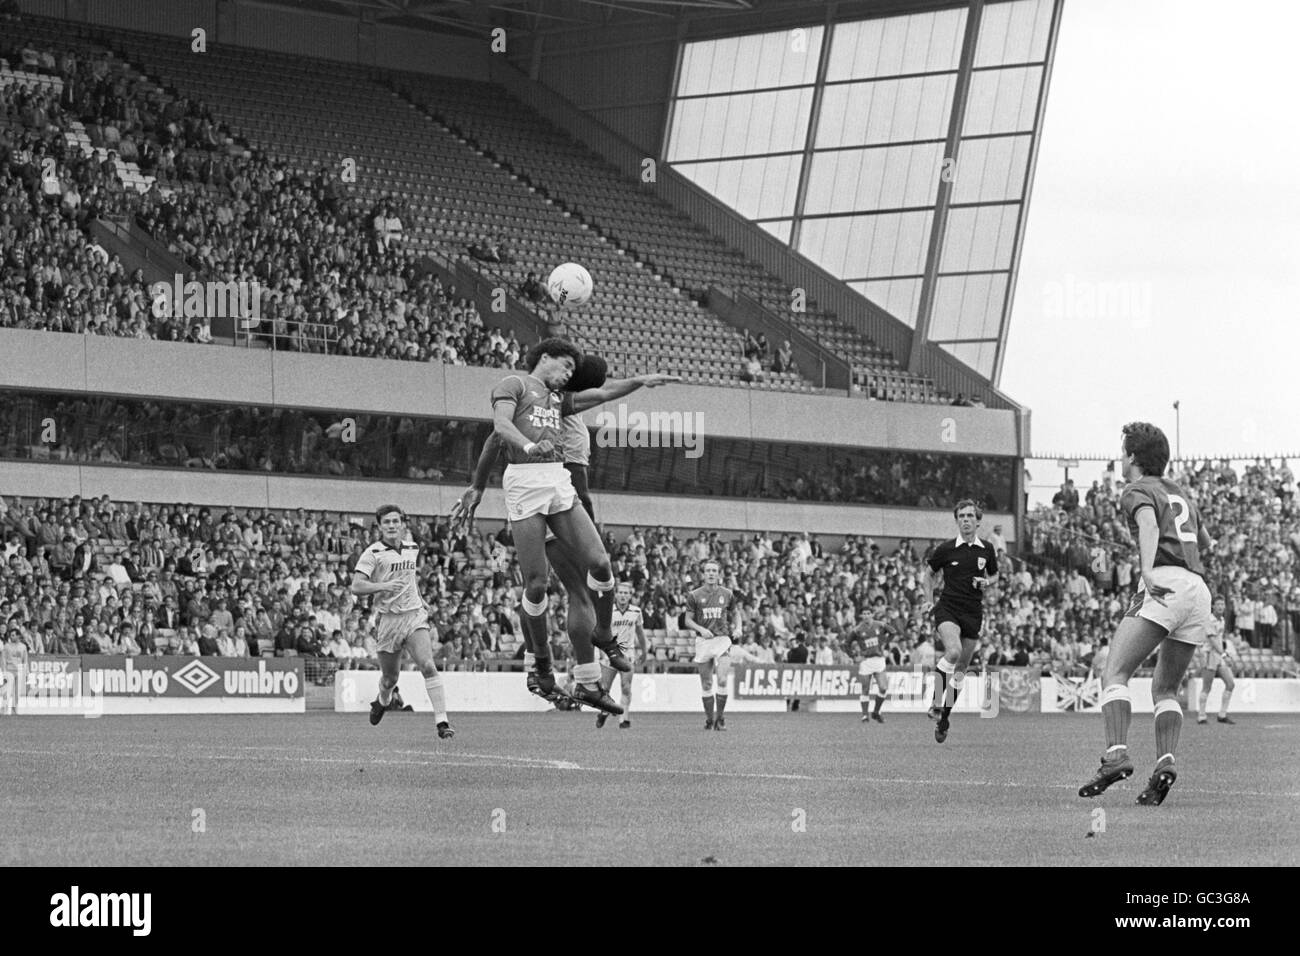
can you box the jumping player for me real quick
[684,560,741,730]
[559,354,604,523]
[854,609,898,723]
[462,351,675,710]
[489,338,618,712]
[919,500,999,744]
[1078,422,1214,806]
[1195,596,1236,725]
[350,505,454,739]
[594,583,646,729]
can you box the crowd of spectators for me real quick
[1,27,522,367]
[1,459,1294,685]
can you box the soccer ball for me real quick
[547,262,593,308]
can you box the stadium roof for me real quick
[248,0,958,38]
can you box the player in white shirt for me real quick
[350,505,453,739]
[1195,596,1237,725]
[595,583,648,729]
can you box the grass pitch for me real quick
[2,710,1296,866]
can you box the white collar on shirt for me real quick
[954,536,984,548]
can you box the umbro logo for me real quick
[950,561,959,566]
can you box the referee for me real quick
[919,499,999,743]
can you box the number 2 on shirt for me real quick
[1167,494,1198,543]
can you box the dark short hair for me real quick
[1122,422,1169,477]
[953,499,983,520]
[565,353,608,392]
[375,504,404,523]
[523,337,581,373]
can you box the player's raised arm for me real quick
[451,432,503,530]
[569,373,681,412]
[470,432,503,492]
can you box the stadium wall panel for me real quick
[0,461,1016,539]
[0,331,1020,455]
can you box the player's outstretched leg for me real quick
[408,631,454,739]
[713,654,732,731]
[1136,640,1194,805]
[371,651,401,726]
[1078,616,1166,797]
[931,623,962,743]
[1137,699,1181,806]
[1216,667,1235,724]
[872,675,888,723]
[699,660,716,730]
[595,664,616,728]
[1078,683,1136,796]
[859,693,872,723]
[618,670,633,728]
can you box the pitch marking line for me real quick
[1,746,1295,799]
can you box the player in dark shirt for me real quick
[919,499,999,744]
[1078,422,1214,806]
[684,561,740,730]
[853,607,898,723]
[459,352,674,712]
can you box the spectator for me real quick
[814,636,834,665]
[771,340,795,375]
[787,634,809,664]
[518,271,547,304]
[197,624,220,656]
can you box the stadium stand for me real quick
[2,457,1295,683]
[394,72,944,401]
[1,13,950,400]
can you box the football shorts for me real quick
[1125,565,1212,645]
[933,603,983,642]
[858,656,887,676]
[694,634,733,664]
[503,462,577,522]
[374,608,429,655]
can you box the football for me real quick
[547,262,593,307]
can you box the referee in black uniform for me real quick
[919,499,999,743]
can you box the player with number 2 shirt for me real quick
[1078,422,1213,807]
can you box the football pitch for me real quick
[2,712,1296,866]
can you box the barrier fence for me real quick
[5,660,1296,716]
